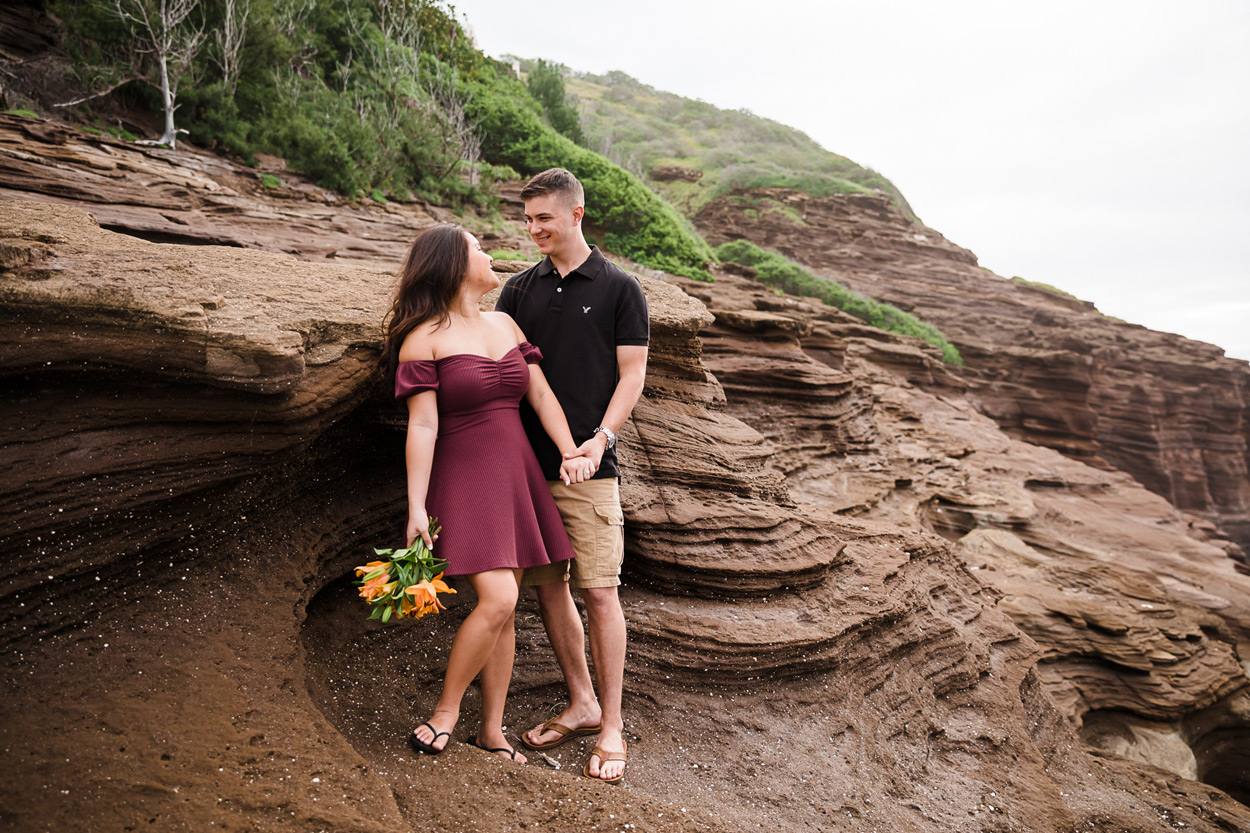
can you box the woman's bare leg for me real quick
[476,570,527,761]
[411,568,520,751]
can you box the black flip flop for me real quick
[468,737,521,761]
[409,722,450,755]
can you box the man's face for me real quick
[524,192,581,258]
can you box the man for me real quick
[495,168,648,783]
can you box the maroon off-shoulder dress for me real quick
[394,342,575,576]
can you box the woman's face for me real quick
[463,232,498,293]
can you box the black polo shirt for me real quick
[496,246,649,480]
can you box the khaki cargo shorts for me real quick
[522,478,624,590]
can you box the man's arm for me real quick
[567,344,648,470]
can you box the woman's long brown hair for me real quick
[381,223,470,383]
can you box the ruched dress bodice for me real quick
[395,342,575,576]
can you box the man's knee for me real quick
[581,586,621,619]
[535,579,574,611]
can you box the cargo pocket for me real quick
[592,502,624,526]
[592,501,625,574]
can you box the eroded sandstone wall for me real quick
[4,198,1250,832]
[696,188,1250,553]
[672,269,1250,805]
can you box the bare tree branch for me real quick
[53,76,148,108]
[212,0,250,96]
[273,0,317,72]
[426,61,481,180]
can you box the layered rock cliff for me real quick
[673,269,1250,806]
[0,113,516,261]
[697,189,1250,555]
[3,118,1250,832]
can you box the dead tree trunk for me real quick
[155,47,175,145]
[110,0,204,148]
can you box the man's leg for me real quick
[549,478,627,780]
[582,585,627,780]
[521,480,617,748]
[521,580,602,746]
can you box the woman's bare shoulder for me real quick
[397,321,440,362]
[483,310,525,343]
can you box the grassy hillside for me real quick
[716,241,963,365]
[49,0,713,279]
[566,71,913,218]
[561,69,968,362]
[43,0,957,352]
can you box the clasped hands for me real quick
[558,433,608,485]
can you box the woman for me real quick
[381,224,594,763]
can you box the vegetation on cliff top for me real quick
[566,71,913,218]
[470,68,714,278]
[51,0,713,279]
[525,59,586,146]
[716,240,963,365]
[46,0,967,305]
[1011,275,1079,300]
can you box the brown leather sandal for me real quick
[520,719,602,750]
[582,741,627,784]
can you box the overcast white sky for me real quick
[454,0,1250,361]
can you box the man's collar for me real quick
[535,245,605,280]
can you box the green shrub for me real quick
[715,240,963,365]
[469,65,714,280]
[260,173,282,189]
[714,166,872,200]
[105,125,139,141]
[478,162,520,186]
[371,188,387,203]
[489,249,541,262]
[525,59,585,145]
[726,194,809,227]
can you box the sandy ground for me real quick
[0,425,757,833]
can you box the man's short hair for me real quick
[520,168,584,210]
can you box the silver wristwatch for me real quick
[593,426,617,449]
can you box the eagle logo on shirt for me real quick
[583,306,592,314]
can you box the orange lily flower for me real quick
[356,529,452,623]
[430,572,456,596]
[405,580,440,611]
[359,572,395,602]
[405,572,454,615]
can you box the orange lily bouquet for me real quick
[355,522,455,622]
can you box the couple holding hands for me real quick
[380,168,647,783]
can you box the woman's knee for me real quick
[470,571,520,624]
[474,594,517,625]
